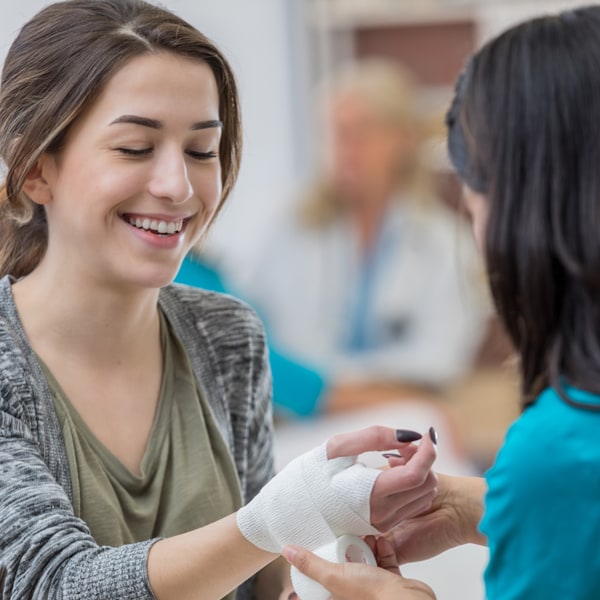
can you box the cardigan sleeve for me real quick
[0,378,157,600]
[244,337,276,504]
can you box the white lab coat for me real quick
[243,197,489,386]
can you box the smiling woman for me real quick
[21,52,225,290]
[0,1,440,600]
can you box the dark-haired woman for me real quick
[0,1,439,598]
[283,5,600,599]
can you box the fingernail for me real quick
[395,429,422,442]
[429,426,438,445]
[282,546,298,563]
[382,452,403,459]
[288,594,298,600]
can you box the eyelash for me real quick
[117,148,218,160]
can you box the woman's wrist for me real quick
[443,474,487,546]
[147,513,276,599]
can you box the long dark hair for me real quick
[447,6,600,409]
[0,0,241,279]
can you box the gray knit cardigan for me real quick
[0,276,275,599]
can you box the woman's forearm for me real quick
[147,513,277,600]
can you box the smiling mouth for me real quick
[125,216,185,236]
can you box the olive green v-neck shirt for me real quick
[43,310,242,597]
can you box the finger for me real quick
[375,433,437,495]
[327,426,419,459]
[384,444,419,467]
[375,537,400,574]
[364,535,377,555]
[374,471,437,511]
[282,545,344,585]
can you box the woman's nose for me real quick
[148,150,193,204]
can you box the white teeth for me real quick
[127,216,184,235]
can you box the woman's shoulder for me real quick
[159,283,267,344]
[0,276,34,382]
[162,281,259,315]
[486,386,600,494]
[0,292,43,428]
[482,385,600,598]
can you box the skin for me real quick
[280,185,491,598]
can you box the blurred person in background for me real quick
[176,249,327,417]
[241,58,488,412]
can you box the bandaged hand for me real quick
[236,425,437,554]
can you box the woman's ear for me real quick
[22,154,55,205]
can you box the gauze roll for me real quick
[236,442,380,553]
[291,535,377,600]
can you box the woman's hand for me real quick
[386,473,487,564]
[282,537,436,600]
[237,425,438,554]
[337,427,437,532]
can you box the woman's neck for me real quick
[11,265,161,366]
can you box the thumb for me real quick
[282,545,343,582]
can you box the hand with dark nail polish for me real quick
[395,429,422,443]
[428,426,438,445]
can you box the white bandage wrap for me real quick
[236,442,381,553]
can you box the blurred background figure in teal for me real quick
[176,254,327,417]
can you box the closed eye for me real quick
[187,150,218,160]
[117,147,152,156]
[115,147,217,160]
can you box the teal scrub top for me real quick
[481,385,600,599]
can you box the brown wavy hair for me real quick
[447,6,600,409]
[0,0,242,279]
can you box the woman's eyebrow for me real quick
[109,114,223,130]
[191,119,222,131]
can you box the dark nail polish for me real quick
[429,426,438,445]
[382,453,403,459]
[395,429,422,443]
